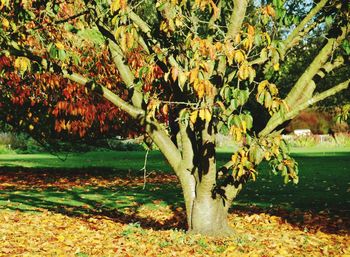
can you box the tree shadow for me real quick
[0,166,349,235]
[0,182,187,231]
[229,205,350,235]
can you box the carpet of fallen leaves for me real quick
[0,169,349,257]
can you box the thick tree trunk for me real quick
[177,163,241,236]
[189,194,234,236]
[173,120,243,236]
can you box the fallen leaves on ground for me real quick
[0,208,349,257]
[0,169,349,256]
[0,168,178,189]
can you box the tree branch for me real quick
[284,26,348,108]
[145,118,182,172]
[259,79,350,137]
[179,120,194,167]
[62,72,145,119]
[107,39,144,108]
[249,0,328,65]
[226,0,249,39]
[64,70,183,170]
[283,0,329,52]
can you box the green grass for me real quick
[0,147,349,217]
[0,151,171,171]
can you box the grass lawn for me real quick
[1,147,349,214]
[0,147,349,256]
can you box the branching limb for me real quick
[284,26,348,108]
[226,0,249,40]
[62,72,145,119]
[249,0,328,65]
[259,79,350,137]
[145,117,182,172]
[283,0,329,52]
[179,120,194,167]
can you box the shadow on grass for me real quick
[2,187,188,231]
[0,161,349,235]
[0,167,187,231]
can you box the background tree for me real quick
[0,0,349,236]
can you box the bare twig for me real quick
[141,149,150,189]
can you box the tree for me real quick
[0,0,349,236]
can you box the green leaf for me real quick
[48,44,58,59]
[77,28,105,45]
[57,49,66,61]
[342,40,350,55]
[229,99,238,111]
[264,91,272,108]
[138,66,149,78]
[244,113,253,130]
[325,16,333,27]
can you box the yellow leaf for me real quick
[239,149,246,157]
[264,32,271,45]
[238,64,249,80]
[241,120,247,133]
[235,127,242,141]
[204,81,214,97]
[234,33,241,45]
[216,101,226,111]
[248,66,256,83]
[193,79,199,91]
[14,57,31,73]
[231,153,238,165]
[204,109,212,122]
[234,50,245,64]
[110,0,121,12]
[237,165,244,177]
[120,34,127,51]
[197,83,205,98]
[273,62,280,71]
[171,66,179,81]
[175,17,183,27]
[225,245,237,252]
[0,0,9,10]
[57,235,65,242]
[241,155,247,165]
[178,71,187,88]
[258,80,269,94]
[215,42,223,51]
[189,68,198,84]
[55,42,64,50]
[266,5,276,17]
[199,109,206,120]
[268,83,278,95]
[190,110,198,124]
[160,21,168,32]
[242,36,253,50]
[247,24,255,37]
[114,26,125,40]
[162,104,169,115]
[251,171,256,181]
[126,32,134,49]
[2,17,9,29]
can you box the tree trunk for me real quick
[177,162,241,236]
[189,193,234,236]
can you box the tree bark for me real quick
[189,193,234,236]
[174,121,241,236]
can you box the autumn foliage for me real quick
[1,0,349,236]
